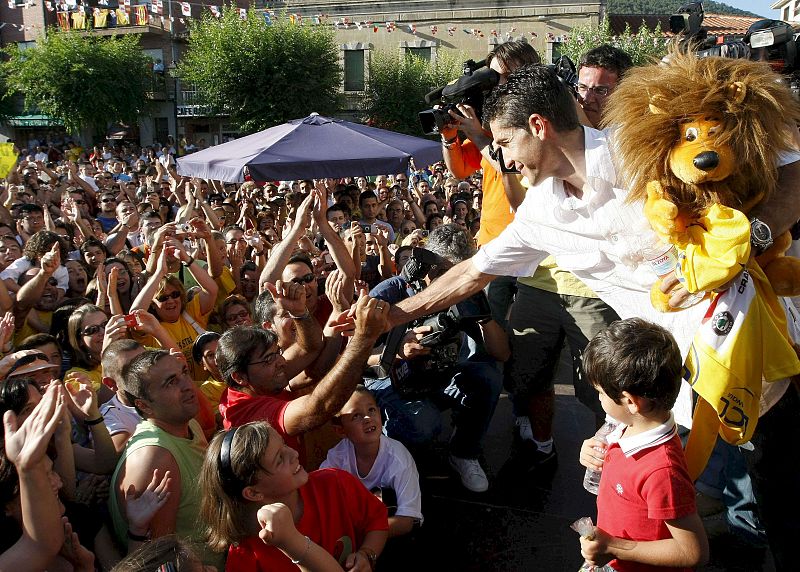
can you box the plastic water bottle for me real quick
[642,241,705,309]
[583,420,617,495]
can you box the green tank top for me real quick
[109,419,211,555]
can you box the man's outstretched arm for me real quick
[387,259,495,329]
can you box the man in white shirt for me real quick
[384,63,800,571]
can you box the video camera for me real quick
[418,58,499,137]
[389,290,492,396]
[419,55,579,137]
[671,2,800,97]
[419,53,578,176]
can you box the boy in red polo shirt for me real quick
[578,318,709,572]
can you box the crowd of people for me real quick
[0,39,797,572]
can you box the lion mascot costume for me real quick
[605,49,800,478]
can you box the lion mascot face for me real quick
[669,115,736,186]
[604,48,800,303]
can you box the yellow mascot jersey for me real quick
[682,266,800,480]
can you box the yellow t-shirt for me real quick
[158,296,210,381]
[65,365,103,392]
[518,256,599,298]
[200,378,227,406]
[14,310,52,346]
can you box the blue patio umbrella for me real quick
[176,113,443,183]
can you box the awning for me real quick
[5,114,64,127]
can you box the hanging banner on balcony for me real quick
[179,1,189,17]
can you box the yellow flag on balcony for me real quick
[0,143,18,179]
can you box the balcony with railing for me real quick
[177,88,216,117]
[56,5,169,35]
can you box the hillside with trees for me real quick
[607,0,759,17]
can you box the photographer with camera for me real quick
[438,41,540,326]
[365,224,509,493]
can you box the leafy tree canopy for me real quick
[364,51,462,136]
[608,0,759,17]
[177,10,342,133]
[560,18,669,67]
[3,31,153,134]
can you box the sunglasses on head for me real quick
[156,290,182,303]
[291,273,315,285]
[81,322,108,336]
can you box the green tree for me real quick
[364,51,462,136]
[560,17,668,67]
[178,10,341,133]
[3,31,152,134]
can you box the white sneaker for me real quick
[449,455,489,492]
[515,416,534,442]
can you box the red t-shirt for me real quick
[219,387,300,454]
[597,433,697,572]
[225,468,388,571]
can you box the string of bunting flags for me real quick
[4,0,568,42]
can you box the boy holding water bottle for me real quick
[577,318,708,571]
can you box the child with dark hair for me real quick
[322,386,423,538]
[578,318,708,571]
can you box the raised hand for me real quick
[0,311,15,353]
[257,502,298,548]
[3,382,65,470]
[266,280,307,317]
[353,293,390,339]
[63,373,100,422]
[41,242,61,275]
[124,469,172,535]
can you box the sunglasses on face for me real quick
[73,199,87,205]
[81,322,108,336]
[101,198,116,203]
[156,290,182,303]
[290,273,315,285]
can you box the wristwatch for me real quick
[749,217,773,255]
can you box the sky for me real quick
[721,0,778,18]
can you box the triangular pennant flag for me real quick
[408,23,416,34]
[530,31,538,38]
[209,5,220,17]
[179,1,188,16]
[239,7,246,19]
[447,26,456,36]
[430,25,437,35]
